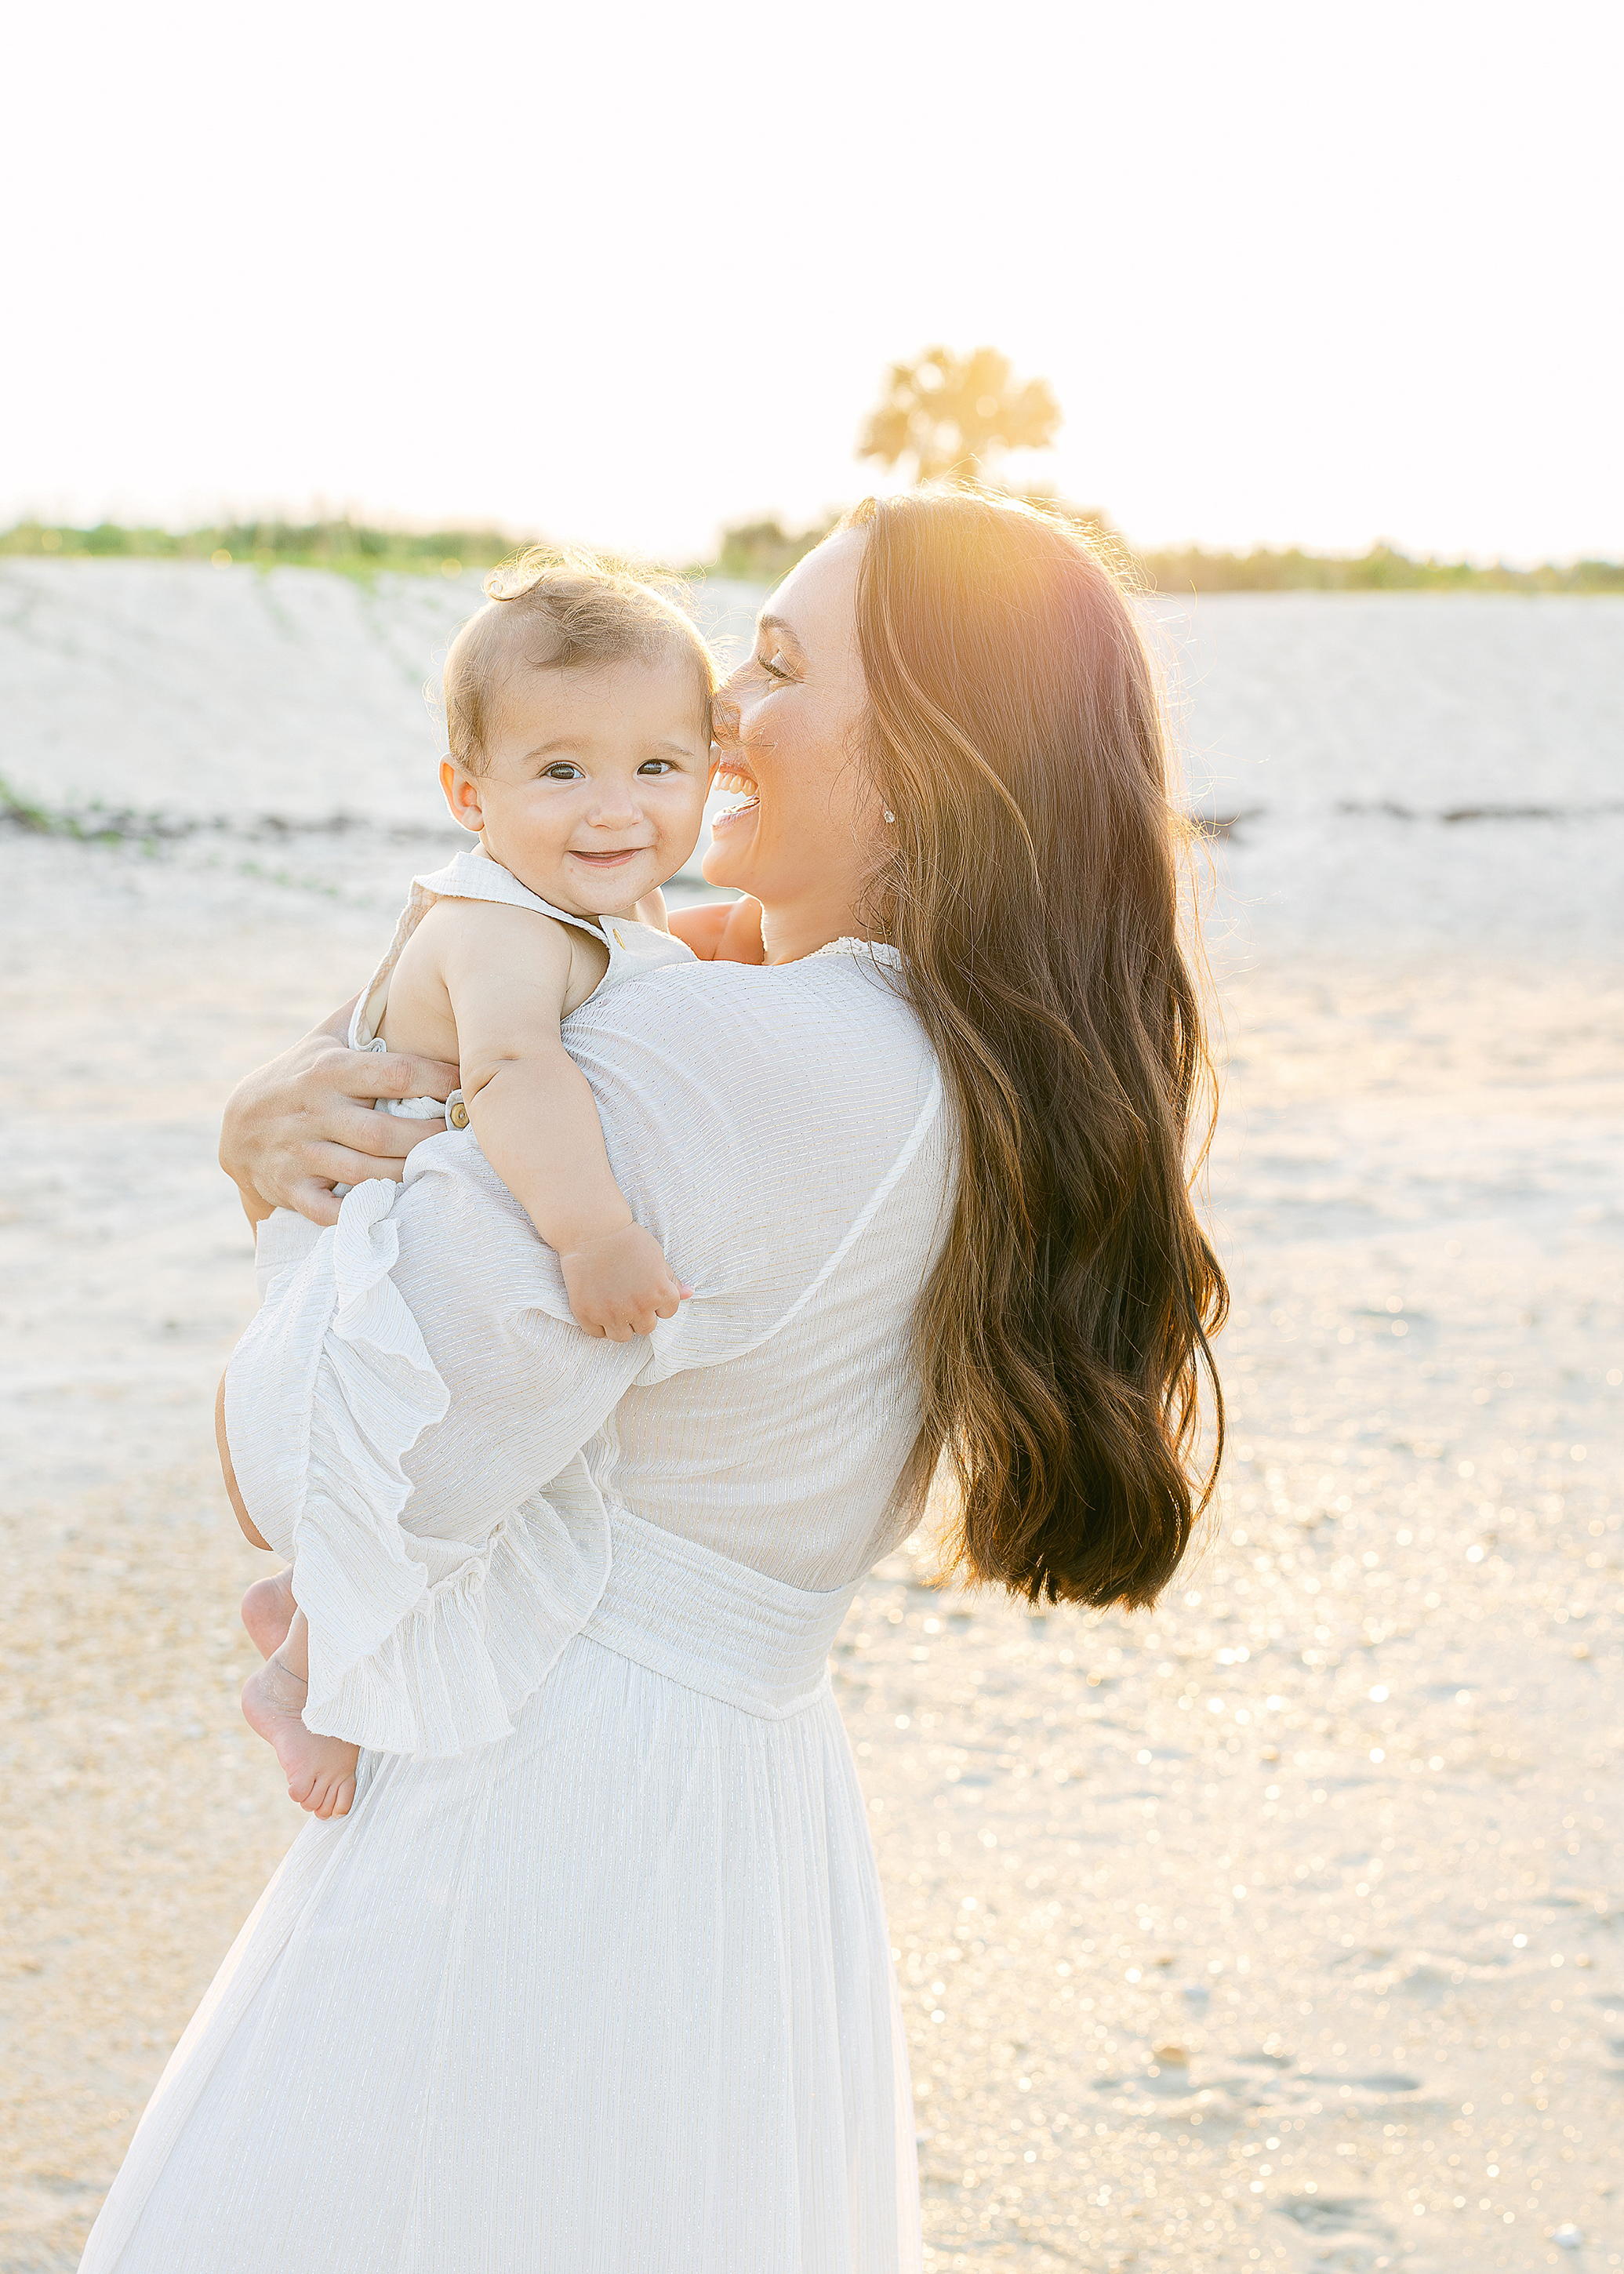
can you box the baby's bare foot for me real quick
[241,1656,358,1818]
[241,1567,296,1658]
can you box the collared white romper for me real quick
[79,854,950,2274]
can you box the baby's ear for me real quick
[439,757,484,834]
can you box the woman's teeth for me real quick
[714,770,759,821]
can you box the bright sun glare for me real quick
[4,0,1619,564]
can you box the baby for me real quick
[240,554,719,1817]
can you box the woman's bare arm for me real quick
[219,997,460,1230]
[666,899,766,964]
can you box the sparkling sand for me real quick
[1,562,1620,2271]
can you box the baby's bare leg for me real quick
[241,1608,360,1819]
[241,1565,296,1658]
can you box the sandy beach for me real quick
[2,561,1621,2272]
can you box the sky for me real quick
[6,0,1619,565]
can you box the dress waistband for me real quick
[581,1510,857,1720]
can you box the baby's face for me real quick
[443,653,711,916]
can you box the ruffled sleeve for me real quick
[224,1147,645,1756]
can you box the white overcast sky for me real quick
[6,0,1618,564]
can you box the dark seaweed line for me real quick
[1338,798,1624,825]
[8,773,1621,850]
[0,777,454,846]
[1193,801,1624,840]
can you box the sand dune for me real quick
[0,558,765,831]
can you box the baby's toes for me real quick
[317,1775,352,1820]
[285,1760,319,1808]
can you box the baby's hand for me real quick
[561,1223,691,1342]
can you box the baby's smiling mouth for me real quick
[569,845,649,865]
[712,768,759,826]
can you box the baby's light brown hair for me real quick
[444,550,718,775]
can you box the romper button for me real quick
[448,1097,470,1129]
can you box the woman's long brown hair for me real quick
[847,489,1226,1608]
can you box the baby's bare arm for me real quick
[470,1047,632,1251]
[437,904,685,1341]
[438,901,620,1244]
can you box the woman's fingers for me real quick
[305,1139,411,1186]
[220,1027,462,1226]
[332,1106,439,1164]
[357,1052,460,1107]
[277,1179,340,1228]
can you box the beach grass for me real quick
[0,518,517,583]
[6,515,1621,593]
[1135,538,1624,594]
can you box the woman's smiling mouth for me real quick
[711,768,759,828]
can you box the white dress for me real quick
[78,888,952,2274]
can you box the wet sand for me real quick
[2,573,1620,2272]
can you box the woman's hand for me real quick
[220,1004,460,1228]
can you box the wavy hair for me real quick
[847,489,1226,1607]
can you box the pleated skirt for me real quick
[78,1515,921,2272]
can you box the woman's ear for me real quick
[439,757,485,834]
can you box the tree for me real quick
[858,346,1062,485]
[713,514,839,583]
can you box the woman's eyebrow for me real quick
[756,612,801,649]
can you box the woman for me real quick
[80,490,1225,2272]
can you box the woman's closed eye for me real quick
[757,649,794,683]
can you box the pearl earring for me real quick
[883,808,896,823]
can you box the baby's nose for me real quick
[587,785,642,823]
